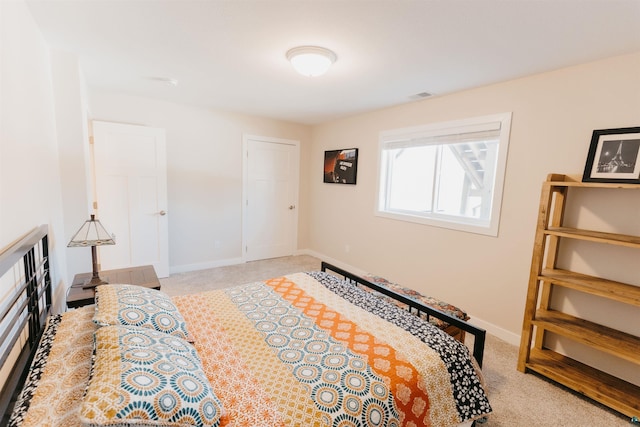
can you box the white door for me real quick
[92,121,169,277]
[243,135,299,262]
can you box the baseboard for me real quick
[172,249,523,347]
[55,281,69,314]
[295,249,369,276]
[298,248,522,346]
[169,257,244,275]
[463,315,521,346]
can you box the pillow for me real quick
[80,325,224,427]
[94,284,191,341]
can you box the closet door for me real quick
[243,135,299,261]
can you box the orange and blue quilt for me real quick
[174,272,491,427]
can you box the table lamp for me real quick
[67,214,115,289]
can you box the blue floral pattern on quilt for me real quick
[93,284,191,341]
[79,325,224,427]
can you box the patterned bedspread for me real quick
[9,271,490,427]
[174,272,490,426]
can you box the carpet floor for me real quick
[160,255,632,426]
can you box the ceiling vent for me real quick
[409,91,433,100]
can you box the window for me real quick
[376,113,511,236]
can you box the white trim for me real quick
[464,315,521,346]
[374,210,494,235]
[169,256,244,275]
[375,112,512,237]
[380,119,502,148]
[171,246,524,347]
[300,248,522,346]
[295,248,368,277]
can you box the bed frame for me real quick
[0,225,52,427]
[0,232,485,426]
[321,262,486,368]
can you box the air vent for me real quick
[409,91,433,100]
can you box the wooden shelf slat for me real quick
[545,173,640,189]
[526,348,640,418]
[539,268,640,306]
[532,309,640,365]
[545,226,640,248]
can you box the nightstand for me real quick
[67,265,161,308]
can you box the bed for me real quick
[0,226,491,427]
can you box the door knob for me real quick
[159,210,167,216]
[289,205,296,210]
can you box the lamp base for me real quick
[81,276,109,290]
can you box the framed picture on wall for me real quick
[582,127,640,183]
[324,148,358,184]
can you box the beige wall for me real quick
[88,91,312,273]
[50,50,95,289]
[0,0,68,313]
[306,52,640,352]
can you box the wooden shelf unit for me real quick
[517,173,640,419]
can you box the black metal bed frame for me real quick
[0,240,485,426]
[0,225,52,427]
[321,261,486,368]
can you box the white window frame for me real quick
[376,112,512,236]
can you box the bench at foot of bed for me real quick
[360,274,469,343]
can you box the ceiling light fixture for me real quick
[286,46,337,77]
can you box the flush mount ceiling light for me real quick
[286,46,337,77]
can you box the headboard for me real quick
[0,225,52,425]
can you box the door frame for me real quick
[242,134,300,262]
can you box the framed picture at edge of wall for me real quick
[324,148,358,184]
[582,126,640,184]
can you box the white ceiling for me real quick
[25,0,640,125]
